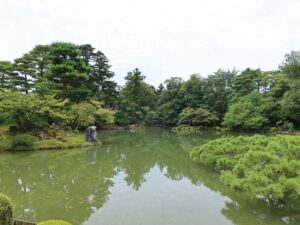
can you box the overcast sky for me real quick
[1,0,300,86]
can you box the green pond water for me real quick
[0,128,299,225]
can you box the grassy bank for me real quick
[0,127,100,151]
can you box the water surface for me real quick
[0,128,299,225]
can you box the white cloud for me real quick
[1,0,300,86]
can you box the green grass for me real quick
[37,220,72,225]
[0,127,100,151]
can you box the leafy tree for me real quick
[94,108,115,126]
[47,42,90,101]
[14,54,36,94]
[29,44,51,78]
[144,111,160,125]
[79,44,118,106]
[121,68,156,122]
[114,111,131,126]
[223,92,271,130]
[0,61,14,89]
[204,69,237,119]
[277,51,300,127]
[182,74,206,109]
[158,77,185,126]
[0,89,67,131]
[280,50,300,79]
[280,83,300,126]
[123,68,146,106]
[231,68,261,100]
[178,107,218,127]
[266,72,290,99]
[66,100,114,129]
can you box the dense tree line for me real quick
[0,42,299,131]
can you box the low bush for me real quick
[37,220,72,225]
[172,125,204,135]
[191,135,300,204]
[0,135,11,151]
[0,193,13,225]
[11,134,39,150]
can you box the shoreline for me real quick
[1,126,300,152]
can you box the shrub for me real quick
[0,193,13,225]
[172,125,204,135]
[191,135,300,204]
[11,134,39,150]
[37,220,72,225]
[178,107,218,127]
[0,135,11,151]
[269,127,277,133]
[144,111,160,125]
[94,108,115,126]
[114,111,131,126]
[8,126,18,133]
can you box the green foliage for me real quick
[66,100,115,129]
[47,42,90,102]
[280,51,300,79]
[94,108,115,126]
[5,42,116,106]
[37,220,72,225]
[178,107,218,127]
[66,101,100,129]
[0,193,13,225]
[144,111,160,125]
[0,61,15,89]
[1,42,300,131]
[172,125,204,134]
[280,82,300,125]
[0,89,68,131]
[13,54,35,94]
[120,68,156,122]
[231,68,261,99]
[79,44,118,107]
[201,69,237,119]
[182,74,207,109]
[11,134,39,150]
[157,77,185,126]
[114,111,132,126]
[191,135,300,204]
[223,92,271,130]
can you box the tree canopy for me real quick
[0,42,299,131]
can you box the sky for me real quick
[1,0,300,86]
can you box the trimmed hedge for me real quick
[37,220,72,225]
[191,135,300,204]
[0,193,13,225]
[11,134,38,150]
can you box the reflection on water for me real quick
[0,128,299,225]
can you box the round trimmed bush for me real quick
[38,220,72,225]
[0,193,13,225]
[11,134,38,150]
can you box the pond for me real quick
[0,128,299,225]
